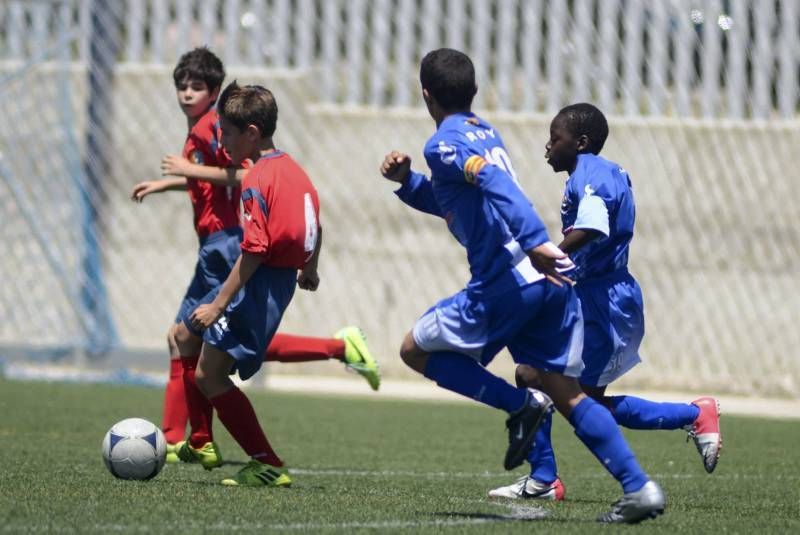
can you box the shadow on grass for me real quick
[432,509,549,523]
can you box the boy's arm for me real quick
[161,154,246,186]
[453,152,572,285]
[297,226,322,291]
[189,252,262,330]
[454,152,550,251]
[130,177,188,202]
[558,186,609,253]
[558,228,603,255]
[380,151,443,217]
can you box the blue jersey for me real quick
[396,112,551,296]
[560,153,635,281]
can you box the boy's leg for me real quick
[265,329,380,391]
[400,332,552,470]
[196,343,290,487]
[403,332,537,414]
[582,385,720,473]
[265,333,344,362]
[489,414,565,501]
[538,371,664,523]
[161,326,189,449]
[591,388,699,430]
[173,322,221,468]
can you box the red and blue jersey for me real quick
[240,151,320,269]
[182,108,241,237]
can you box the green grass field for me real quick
[0,377,798,533]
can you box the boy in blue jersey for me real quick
[380,49,664,524]
[489,103,721,502]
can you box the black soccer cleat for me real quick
[503,388,554,470]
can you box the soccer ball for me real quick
[101,417,167,480]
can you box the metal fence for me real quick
[2,0,799,118]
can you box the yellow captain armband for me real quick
[463,155,488,184]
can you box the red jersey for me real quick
[182,108,241,237]
[240,151,320,269]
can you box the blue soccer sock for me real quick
[423,351,527,413]
[527,411,557,484]
[608,395,700,430]
[570,397,649,494]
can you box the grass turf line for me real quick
[0,378,798,533]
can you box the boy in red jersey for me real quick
[130,48,379,466]
[174,81,322,486]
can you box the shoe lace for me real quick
[512,475,530,496]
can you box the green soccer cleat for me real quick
[335,326,381,391]
[176,440,223,470]
[221,460,292,487]
[165,443,181,464]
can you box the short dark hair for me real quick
[420,48,477,111]
[556,103,609,154]
[217,81,278,138]
[173,47,225,92]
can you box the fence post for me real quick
[82,0,120,356]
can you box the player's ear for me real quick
[576,134,590,153]
[245,124,260,141]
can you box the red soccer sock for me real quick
[210,386,283,467]
[264,333,345,363]
[181,356,214,448]
[161,358,189,444]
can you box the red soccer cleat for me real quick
[685,396,722,473]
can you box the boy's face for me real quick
[175,77,218,119]
[545,115,579,173]
[219,117,256,165]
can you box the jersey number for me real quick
[303,193,319,259]
[483,146,519,185]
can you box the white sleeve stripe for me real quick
[574,194,610,237]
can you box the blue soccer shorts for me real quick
[576,270,644,387]
[175,227,243,324]
[182,264,297,381]
[412,280,584,377]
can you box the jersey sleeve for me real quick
[394,170,443,217]
[571,171,614,237]
[425,139,549,252]
[239,185,270,255]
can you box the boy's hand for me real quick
[130,180,163,202]
[297,268,320,291]
[380,151,412,184]
[526,242,575,288]
[161,155,193,177]
[190,303,224,331]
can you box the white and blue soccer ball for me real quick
[101,418,167,480]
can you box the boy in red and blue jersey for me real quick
[131,48,379,466]
[174,81,322,486]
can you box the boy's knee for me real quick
[173,323,200,351]
[193,366,210,395]
[399,333,427,374]
[167,326,179,356]
[515,364,542,389]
